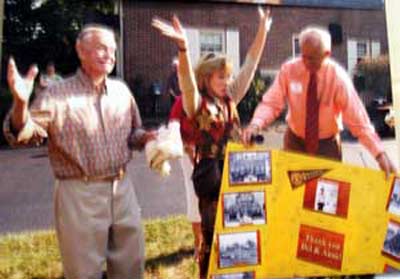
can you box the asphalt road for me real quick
[0,146,187,234]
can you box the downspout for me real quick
[116,0,124,79]
[0,0,4,81]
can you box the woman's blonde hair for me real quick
[195,53,233,92]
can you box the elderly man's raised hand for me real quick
[7,57,38,105]
[152,15,188,51]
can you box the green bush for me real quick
[238,70,273,124]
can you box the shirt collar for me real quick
[77,68,109,95]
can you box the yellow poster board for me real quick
[208,142,400,278]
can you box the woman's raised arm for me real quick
[152,16,201,117]
[229,7,272,104]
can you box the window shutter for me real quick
[186,27,200,68]
[371,41,381,58]
[226,29,240,75]
[347,39,358,74]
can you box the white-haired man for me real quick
[4,24,155,279]
[243,26,396,181]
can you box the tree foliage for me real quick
[237,71,273,124]
[3,0,116,76]
[356,54,392,102]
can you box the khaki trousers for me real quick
[54,175,144,279]
[181,155,201,223]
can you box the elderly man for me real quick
[4,24,154,279]
[243,26,396,179]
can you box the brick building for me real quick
[119,0,387,116]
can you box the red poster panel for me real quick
[303,178,350,218]
[297,224,345,270]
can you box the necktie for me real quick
[305,72,319,154]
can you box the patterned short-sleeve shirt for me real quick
[3,69,144,179]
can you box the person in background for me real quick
[152,7,272,278]
[165,57,181,109]
[4,24,155,279]
[39,61,63,89]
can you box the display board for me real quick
[208,142,400,278]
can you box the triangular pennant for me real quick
[287,169,331,188]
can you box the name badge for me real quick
[290,81,303,94]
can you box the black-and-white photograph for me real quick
[388,178,400,216]
[383,220,400,260]
[223,192,266,227]
[229,151,271,185]
[314,179,339,214]
[212,272,255,279]
[218,231,259,268]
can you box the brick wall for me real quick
[123,1,387,97]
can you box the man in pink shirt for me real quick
[242,26,396,179]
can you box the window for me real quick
[356,41,368,58]
[186,27,240,74]
[199,30,225,56]
[292,36,300,58]
[347,39,381,74]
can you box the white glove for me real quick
[145,139,158,166]
[154,160,172,177]
[157,121,184,159]
[144,122,184,177]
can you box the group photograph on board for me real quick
[388,177,400,216]
[218,231,260,268]
[223,191,266,227]
[229,151,271,185]
[383,220,400,261]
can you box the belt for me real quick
[288,128,338,143]
[57,168,126,183]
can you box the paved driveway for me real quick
[0,147,187,233]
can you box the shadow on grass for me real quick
[145,247,194,269]
[39,248,195,279]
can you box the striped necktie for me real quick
[305,72,319,154]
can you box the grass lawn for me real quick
[0,215,375,279]
[0,215,198,279]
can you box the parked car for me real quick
[367,97,395,138]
